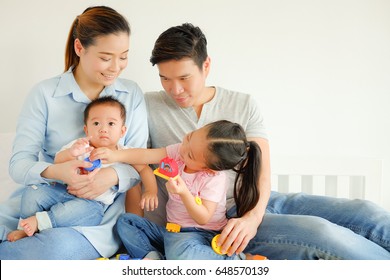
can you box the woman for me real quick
[0,6,148,259]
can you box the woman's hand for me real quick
[218,212,261,256]
[67,167,118,199]
[42,159,95,188]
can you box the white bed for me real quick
[0,132,384,207]
[271,155,383,203]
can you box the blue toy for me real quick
[83,157,102,172]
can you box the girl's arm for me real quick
[133,164,159,211]
[166,177,218,225]
[91,147,167,165]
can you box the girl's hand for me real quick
[89,147,115,164]
[218,213,259,256]
[140,190,158,211]
[165,176,186,195]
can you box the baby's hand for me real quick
[70,137,93,158]
[140,191,158,211]
[90,147,115,164]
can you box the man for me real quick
[127,23,390,260]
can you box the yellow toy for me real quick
[166,222,181,233]
[211,234,268,259]
[211,234,227,255]
[195,195,202,205]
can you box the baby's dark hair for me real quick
[205,120,261,217]
[84,96,126,125]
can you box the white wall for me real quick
[1,0,389,209]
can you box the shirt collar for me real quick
[53,67,130,100]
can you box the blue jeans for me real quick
[237,192,390,259]
[19,183,104,229]
[116,213,243,260]
[0,189,100,259]
[119,192,390,260]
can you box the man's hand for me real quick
[218,213,260,256]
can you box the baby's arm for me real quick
[133,164,158,211]
[166,177,217,225]
[54,138,93,164]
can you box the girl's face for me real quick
[156,58,210,108]
[75,32,129,90]
[84,104,126,150]
[179,126,211,173]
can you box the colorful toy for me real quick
[116,253,131,260]
[83,157,102,172]
[154,157,179,180]
[211,234,226,255]
[115,253,142,260]
[195,192,202,205]
[166,222,181,233]
[154,157,202,205]
[211,234,268,259]
[250,254,268,260]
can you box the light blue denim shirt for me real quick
[8,68,148,257]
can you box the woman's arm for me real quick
[9,83,92,188]
[218,137,271,256]
[41,160,95,187]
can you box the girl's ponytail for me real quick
[234,141,261,217]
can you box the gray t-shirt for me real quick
[144,86,268,226]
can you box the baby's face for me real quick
[84,104,126,149]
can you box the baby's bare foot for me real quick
[7,230,28,242]
[20,216,38,237]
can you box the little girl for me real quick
[90,120,262,259]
